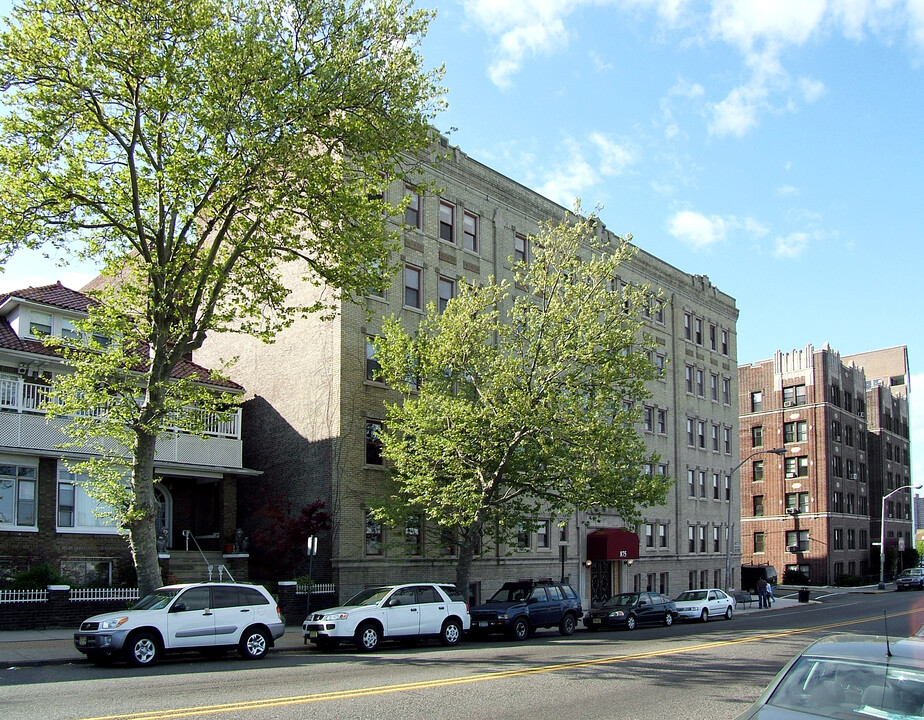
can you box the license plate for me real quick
[309,631,318,638]
[592,618,601,624]
[78,636,87,646]
[478,621,488,628]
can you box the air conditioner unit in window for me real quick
[784,400,794,407]
[785,508,799,515]
[850,473,858,480]
[858,411,865,418]
[786,473,796,478]
[787,545,800,553]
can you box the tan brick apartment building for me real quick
[738,344,912,585]
[196,139,741,605]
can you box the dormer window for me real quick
[28,311,52,337]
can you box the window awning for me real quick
[586,528,639,561]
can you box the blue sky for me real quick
[1,1,922,480]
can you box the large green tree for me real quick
[0,0,443,595]
[372,210,673,596]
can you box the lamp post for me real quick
[878,484,922,589]
[726,447,786,591]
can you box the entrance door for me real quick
[590,561,612,605]
[154,485,173,550]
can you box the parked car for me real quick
[674,588,735,622]
[896,568,924,591]
[73,582,285,667]
[468,579,582,640]
[734,633,924,719]
[302,583,470,652]
[583,592,677,631]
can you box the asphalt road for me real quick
[5,590,924,720]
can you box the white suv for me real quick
[303,583,470,651]
[74,582,285,667]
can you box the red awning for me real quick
[586,528,639,561]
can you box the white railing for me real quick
[69,588,140,602]
[0,377,239,439]
[0,589,48,603]
[296,582,336,595]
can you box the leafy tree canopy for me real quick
[0,0,444,595]
[371,208,672,593]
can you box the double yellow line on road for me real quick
[79,609,914,720]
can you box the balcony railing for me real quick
[0,376,239,439]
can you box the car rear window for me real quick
[439,585,465,602]
[562,584,578,600]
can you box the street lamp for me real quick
[726,447,786,591]
[878,484,922,589]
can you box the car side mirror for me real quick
[527,597,539,605]
[170,602,187,613]
[638,601,647,606]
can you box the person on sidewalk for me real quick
[757,577,769,609]
[767,581,774,605]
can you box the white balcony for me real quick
[0,378,242,469]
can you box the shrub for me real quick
[10,562,68,589]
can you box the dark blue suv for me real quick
[468,580,582,640]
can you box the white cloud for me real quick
[709,0,828,52]
[777,185,800,197]
[773,231,812,257]
[589,132,636,176]
[667,210,727,250]
[537,138,599,206]
[708,84,766,136]
[799,76,827,102]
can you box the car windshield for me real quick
[676,591,707,602]
[132,588,180,610]
[489,585,531,602]
[900,570,924,577]
[603,594,639,608]
[767,656,924,718]
[343,587,392,607]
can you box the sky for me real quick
[0,0,922,481]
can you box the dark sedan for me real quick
[583,592,678,631]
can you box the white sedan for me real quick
[674,588,735,622]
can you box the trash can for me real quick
[798,587,810,603]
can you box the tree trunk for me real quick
[129,427,162,597]
[455,523,483,603]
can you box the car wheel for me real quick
[440,619,463,647]
[700,609,709,623]
[625,615,637,631]
[239,627,270,660]
[125,631,160,667]
[355,622,381,652]
[559,614,576,636]
[724,605,734,620]
[664,612,674,627]
[511,617,529,641]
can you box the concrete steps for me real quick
[165,550,229,583]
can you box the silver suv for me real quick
[303,582,470,651]
[74,582,285,667]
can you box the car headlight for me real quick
[608,611,625,618]
[322,612,350,621]
[498,613,509,620]
[99,617,129,630]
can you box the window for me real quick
[404,265,422,309]
[462,211,479,252]
[722,377,731,405]
[405,515,422,556]
[832,491,844,513]
[832,456,843,478]
[847,529,856,550]
[698,471,706,497]
[833,528,844,550]
[684,312,692,340]
[659,524,667,548]
[860,529,868,548]
[721,330,729,355]
[709,323,717,351]
[516,524,530,549]
[365,511,383,555]
[846,493,855,514]
[751,391,763,412]
[785,456,809,478]
[712,473,720,499]
[694,317,703,345]
[61,558,113,587]
[831,420,842,443]
[725,475,731,501]
[845,425,854,447]
[713,526,720,552]
[783,421,807,443]
[28,311,52,337]
[685,365,694,393]
[786,530,809,552]
[711,424,719,451]
[56,467,120,532]
[724,427,731,454]
[439,201,455,242]
[687,469,695,496]
[514,233,528,264]
[699,525,706,552]
[786,492,809,513]
[782,384,807,407]
[686,419,695,446]
[645,523,654,548]
[830,384,841,407]
[696,368,704,396]
[537,520,551,549]
[438,276,455,313]
[753,460,764,481]
[697,421,706,448]
[688,526,695,552]
[405,187,421,229]
[365,338,382,382]
[365,421,384,465]
[754,532,765,553]
[655,354,666,374]
[657,409,667,434]
[753,495,764,517]
[0,464,37,528]
[653,300,664,323]
[710,373,718,401]
[752,426,763,447]
[61,318,82,342]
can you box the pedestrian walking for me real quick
[757,577,769,609]
[767,582,774,605]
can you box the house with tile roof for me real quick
[0,282,256,586]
